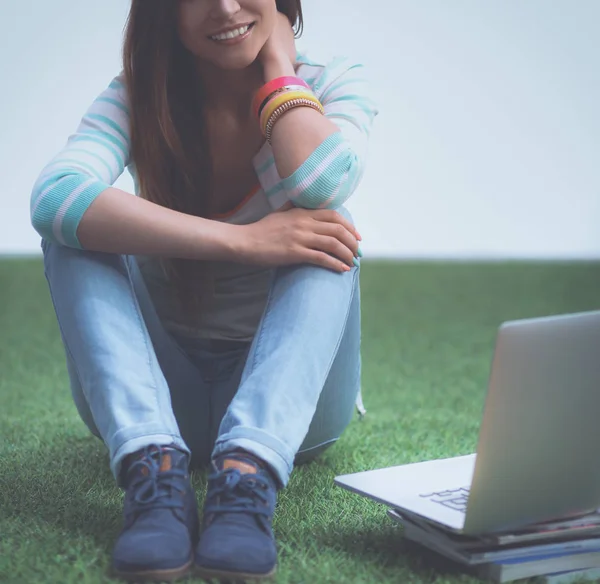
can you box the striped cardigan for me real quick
[30,52,378,247]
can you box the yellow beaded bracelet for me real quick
[259,89,319,135]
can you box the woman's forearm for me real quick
[269,106,341,180]
[77,187,241,260]
[263,57,341,181]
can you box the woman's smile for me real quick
[209,22,256,44]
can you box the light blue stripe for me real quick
[296,52,322,67]
[264,182,285,199]
[45,158,103,181]
[87,114,130,146]
[301,76,319,89]
[326,112,369,134]
[325,95,376,119]
[60,181,108,246]
[61,148,115,180]
[316,58,362,93]
[77,130,127,160]
[281,133,353,208]
[326,158,360,209]
[109,79,124,90]
[72,133,126,168]
[325,112,356,124]
[325,93,365,103]
[315,56,350,90]
[294,151,349,200]
[97,97,130,117]
[320,75,364,103]
[256,156,275,175]
[31,175,87,234]
[31,170,77,206]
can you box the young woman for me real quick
[31,0,377,581]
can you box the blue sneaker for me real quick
[112,445,199,582]
[195,452,278,581]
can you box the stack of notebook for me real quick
[388,508,600,583]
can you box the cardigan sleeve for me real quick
[280,58,379,209]
[30,74,131,247]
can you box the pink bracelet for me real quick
[252,76,310,118]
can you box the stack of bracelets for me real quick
[252,76,325,144]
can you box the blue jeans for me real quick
[40,229,361,487]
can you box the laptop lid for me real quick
[463,310,600,534]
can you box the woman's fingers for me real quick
[310,234,356,268]
[304,249,352,273]
[311,209,361,242]
[312,218,359,258]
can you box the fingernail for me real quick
[357,246,363,258]
[353,257,360,268]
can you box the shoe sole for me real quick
[194,564,276,582]
[113,557,193,582]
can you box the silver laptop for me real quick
[335,310,600,536]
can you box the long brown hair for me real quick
[122,0,303,320]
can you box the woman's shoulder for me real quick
[295,51,367,97]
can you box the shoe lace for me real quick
[205,469,272,522]
[127,447,187,512]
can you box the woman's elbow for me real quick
[289,154,361,210]
[30,197,58,243]
[30,170,91,245]
[30,177,56,241]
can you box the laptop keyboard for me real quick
[419,487,470,512]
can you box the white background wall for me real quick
[1,0,598,258]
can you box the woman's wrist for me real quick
[225,223,256,263]
[190,219,248,262]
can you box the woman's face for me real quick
[178,0,278,70]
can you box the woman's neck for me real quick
[197,60,265,115]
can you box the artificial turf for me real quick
[1,258,599,584]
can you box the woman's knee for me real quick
[295,395,357,466]
[295,437,340,466]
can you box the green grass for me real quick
[1,258,599,584]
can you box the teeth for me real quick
[211,25,250,41]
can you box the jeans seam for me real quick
[314,265,360,397]
[245,269,278,377]
[247,264,358,380]
[121,255,165,427]
[297,436,339,455]
[43,271,87,402]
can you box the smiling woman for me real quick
[29,0,377,580]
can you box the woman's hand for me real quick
[258,11,297,79]
[236,208,361,273]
